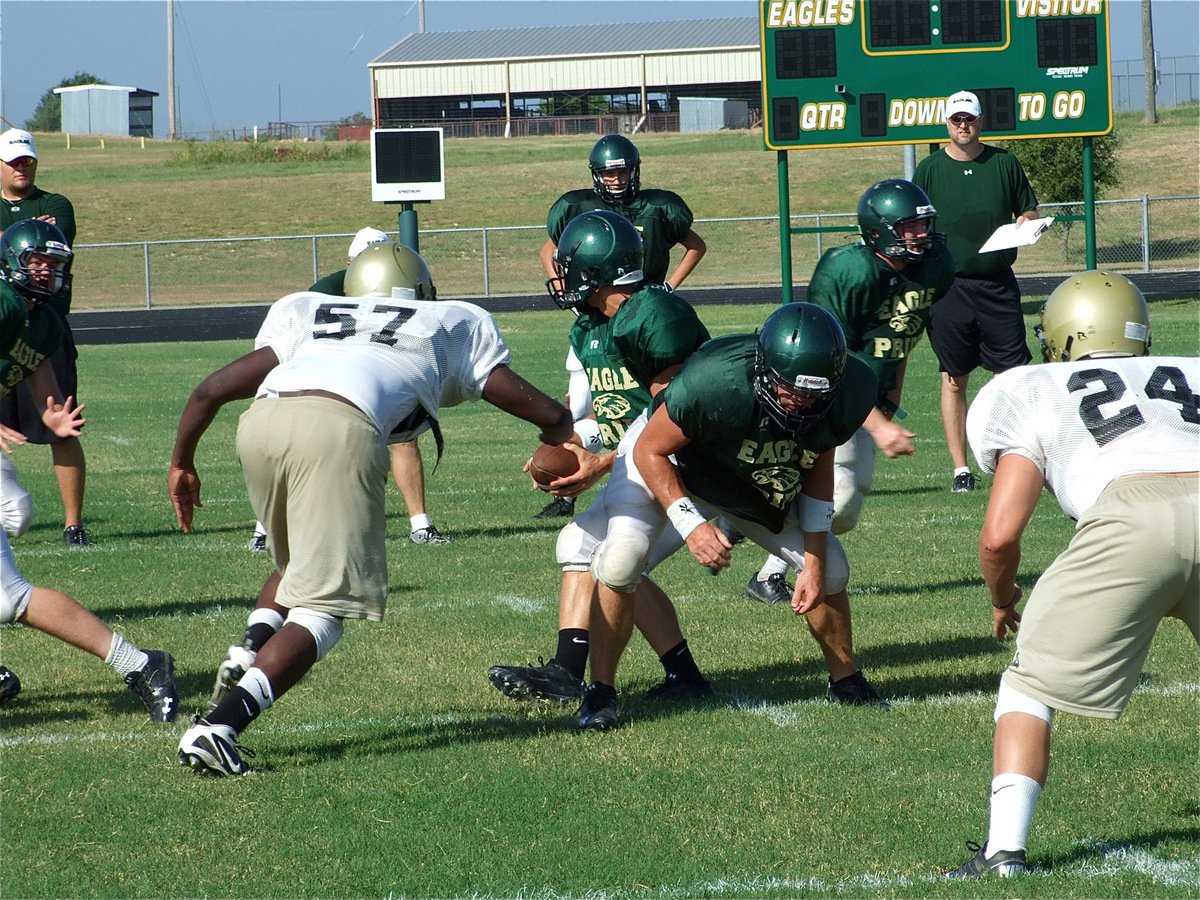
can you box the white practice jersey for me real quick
[968,356,1200,520]
[253,291,511,437]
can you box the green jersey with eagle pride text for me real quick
[808,242,955,400]
[0,280,64,396]
[654,334,875,532]
[547,189,694,286]
[569,283,709,451]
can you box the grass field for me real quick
[2,297,1197,898]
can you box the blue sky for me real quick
[2,0,1196,136]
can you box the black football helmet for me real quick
[546,210,644,311]
[857,179,942,262]
[755,303,847,434]
[0,218,73,303]
[589,134,641,204]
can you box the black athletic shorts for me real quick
[928,268,1033,377]
[0,319,80,444]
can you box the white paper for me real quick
[978,216,1056,253]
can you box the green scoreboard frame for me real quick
[761,0,1114,150]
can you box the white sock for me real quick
[410,514,431,532]
[238,666,275,714]
[253,521,266,537]
[954,466,971,477]
[757,555,790,581]
[987,773,1041,854]
[105,634,149,677]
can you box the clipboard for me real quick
[978,216,1056,253]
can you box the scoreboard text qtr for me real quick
[761,0,1113,150]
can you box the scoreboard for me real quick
[761,0,1113,149]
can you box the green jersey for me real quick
[654,334,875,532]
[913,145,1037,278]
[1,187,77,317]
[310,269,348,295]
[547,188,694,285]
[569,284,709,450]
[0,281,64,396]
[808,242,955,399]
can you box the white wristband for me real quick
[572,418,604,454]
[800,495,834,532]
[666,496,707,540]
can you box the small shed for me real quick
[55,84,159,138]
[678,97,749,132]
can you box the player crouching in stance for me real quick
[579,302,888,730]
[171,242,572,775]
[946,271,1198,877]
[0,220,177,721]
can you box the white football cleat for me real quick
[206,645,257,714]
[178,717,253,777]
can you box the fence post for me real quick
[481,227,490,297]
[143,242,153,309]
[1141,195,1151,273]
[312,235,320,284]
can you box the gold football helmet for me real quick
[1038,270,1151,362]
[344,241,436,301]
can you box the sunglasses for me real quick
[949,114,979,126]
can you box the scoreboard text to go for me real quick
[760,0,1114,150]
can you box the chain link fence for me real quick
[70,195,1198,311]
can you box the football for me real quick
[529,443,580,488]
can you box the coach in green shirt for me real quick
[914,91,1039,495]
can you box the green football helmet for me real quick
[547,210,644,311]
[1037,270,1151,362]
[589,134,641,204]
[344,241,437,301]
[857,179,942,262]
[755,303,847,434]
[0,218,73,303]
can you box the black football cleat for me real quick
[488,658,584,703]
[578,682,619,731]
[643,671,715,702]
[826,670,890,709]
[125,650,179,722]
[0,666,21,705]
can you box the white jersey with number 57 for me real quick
[968,356,1200,521]
[252,290,511,438]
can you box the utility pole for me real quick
[418,0,425,33]
[167,0,177,140]
[1141,0,1158,124]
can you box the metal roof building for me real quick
[368,17,761,136]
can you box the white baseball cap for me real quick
[944,91,982,121]
[348,227,390,259]
[0,129,38,163]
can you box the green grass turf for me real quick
[1,298,1196,898]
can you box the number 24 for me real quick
[1069,365,1200,446]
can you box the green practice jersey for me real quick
[808,242,955,399]
[0,281,64,396]
[1,187,77,317]
[569,284,709,450]
[655,334,875,532]
[913,145,1037,278]
[547,188,694,285]
[310,269,348,295]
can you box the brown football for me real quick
[530,443,580,488]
